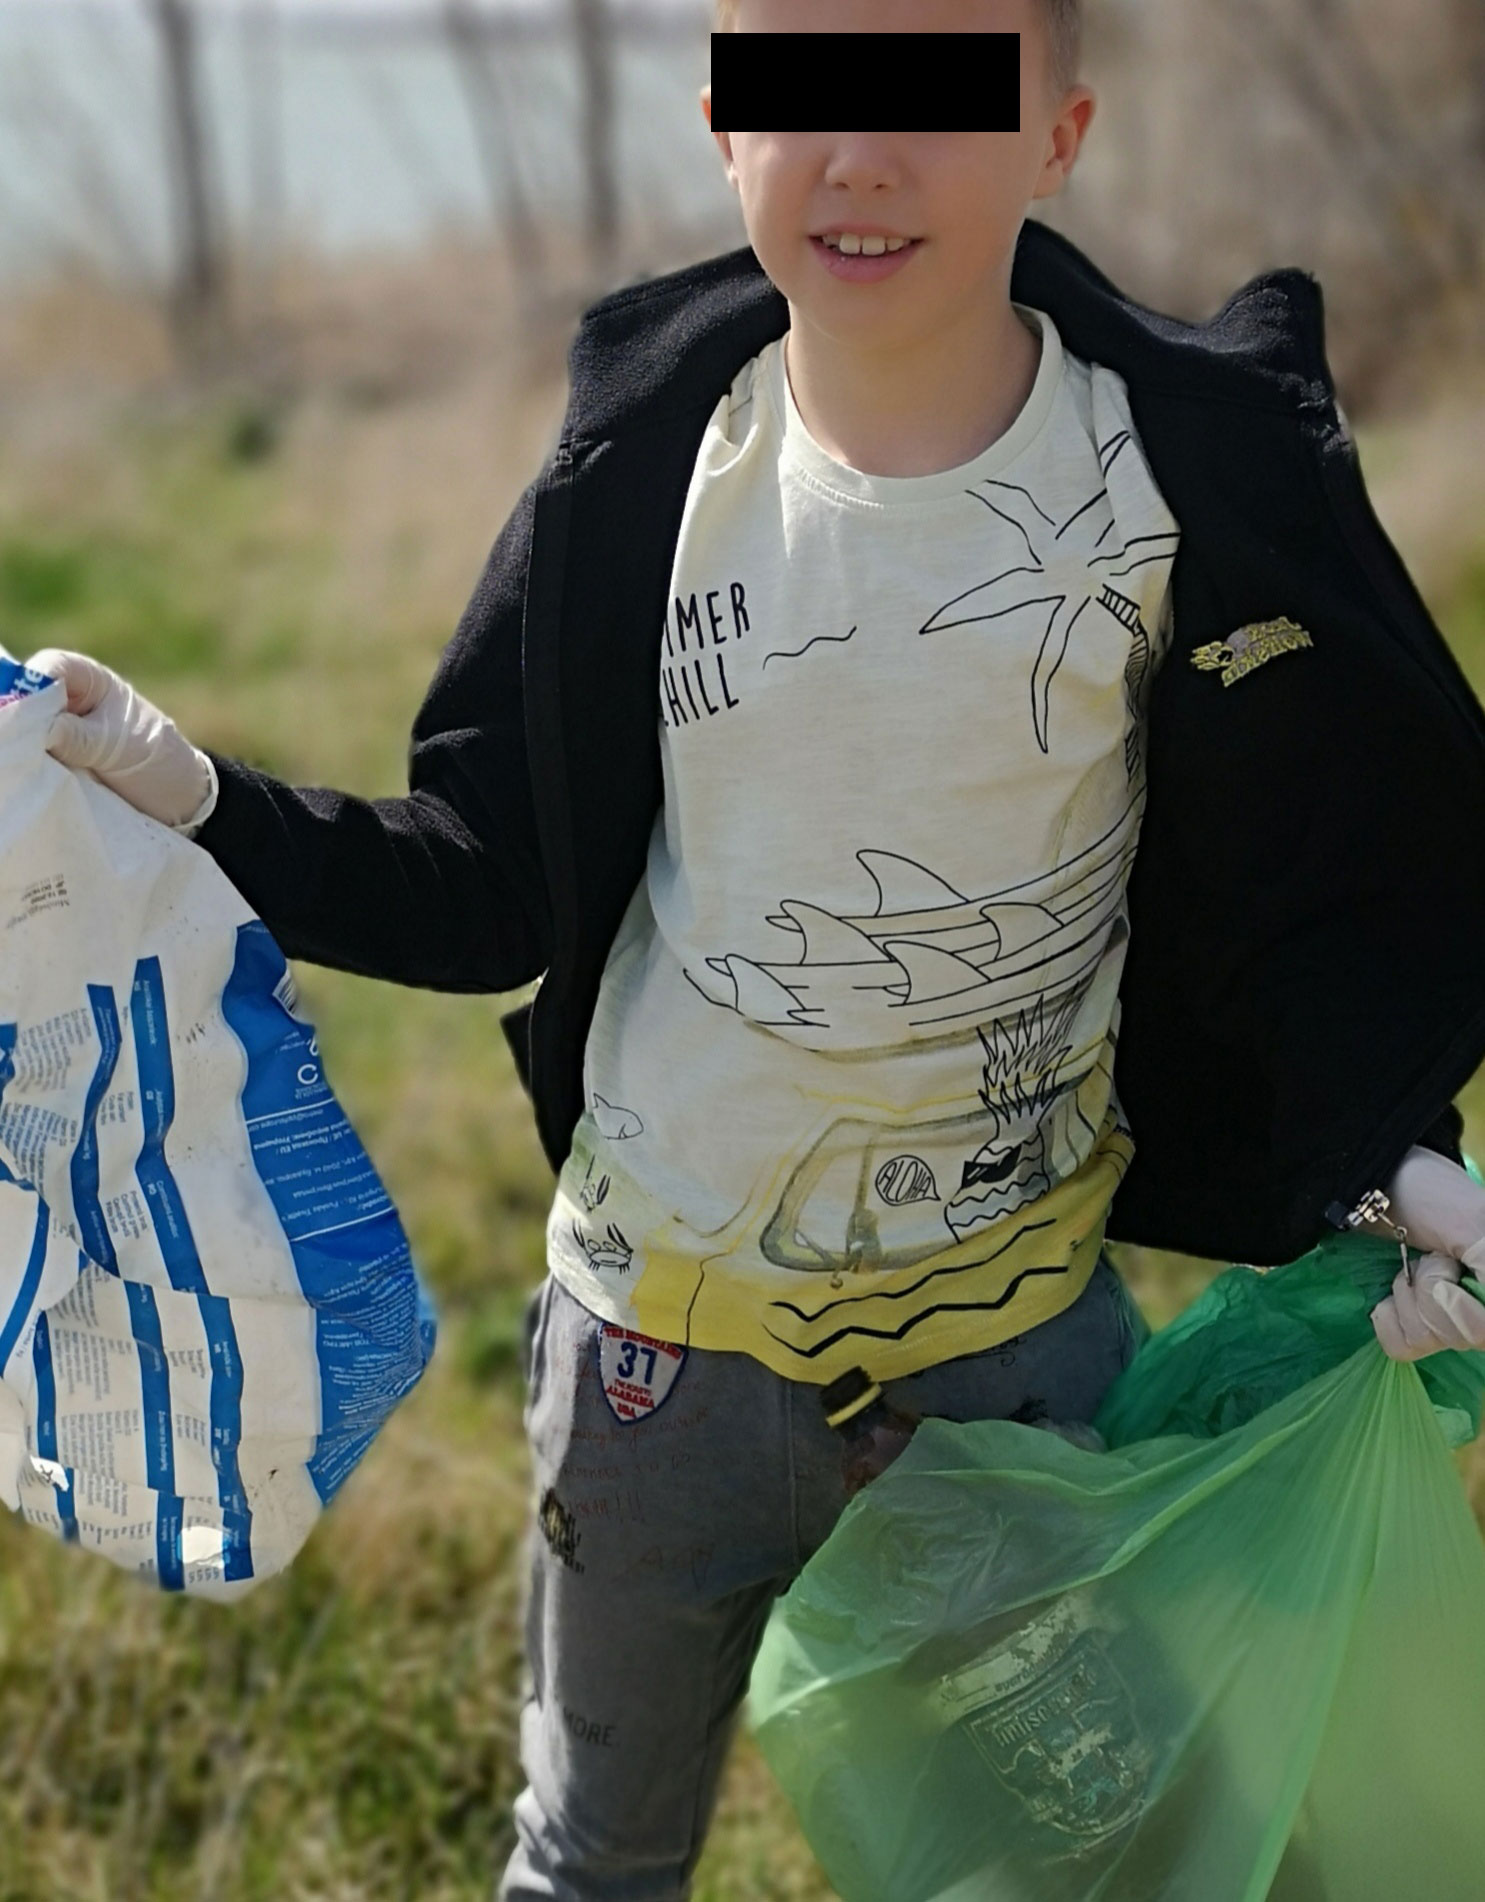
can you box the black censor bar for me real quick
[709,32,1020,133]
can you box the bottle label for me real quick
[935,1596,1154,1842]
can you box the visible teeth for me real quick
[822,233,913,255]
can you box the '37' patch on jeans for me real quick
[598,1324,687,1423]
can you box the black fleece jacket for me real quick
[194,219,1481,1265]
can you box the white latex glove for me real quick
[1363,1145,1485,1360]
[25,647,218,833]
[1369,1145,1485,1262]
[1370,1249,1485,1362]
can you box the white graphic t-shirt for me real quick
[547,306,1180,1385]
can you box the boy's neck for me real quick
[782,288,1043,480]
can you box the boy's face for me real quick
[701,0,1094,350]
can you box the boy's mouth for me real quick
[809,232,924,282]
[813,231,921,256]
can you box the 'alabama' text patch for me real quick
[598,1325,687,1424]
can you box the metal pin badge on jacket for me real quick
[1189,617,1314,687]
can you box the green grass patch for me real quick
[0,537,90,616]
[0,532,219,677]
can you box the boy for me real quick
[29,0,1485,1893]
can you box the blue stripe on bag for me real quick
[0,1026,22,1191]
[31,1312,77,1540]
[71,986,123,1272]
[0,1199,49,1375]
[130,958,206,1295]
[199,1291,254,1582]
[125,1279,183,1591]
[219,922,428,1508]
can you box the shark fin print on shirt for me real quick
[681,804,1139,1053]
[919,450,1180,758]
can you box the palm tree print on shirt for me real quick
[920,432,1180,775]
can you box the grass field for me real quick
[2,301,1485,1901]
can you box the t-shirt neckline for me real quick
[767,304,1064,510]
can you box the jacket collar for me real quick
[560,218,1337,449]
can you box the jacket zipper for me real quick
[1333,1186,1391,1229]
[1328,1184,1419,1290]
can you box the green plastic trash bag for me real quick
[749,1233,1485,1901]
[1095,1229,1485,1451]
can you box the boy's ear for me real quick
[700,84,739,183]
[1041,86,1102,197]
[1032,82,1096,200]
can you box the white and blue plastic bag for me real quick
[0,650,435,1597]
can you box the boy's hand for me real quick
[1368,1144,1485,1263]
[1370,1250,1485,1362]
[26,648,217,832]
[1358,1144,1485,1361]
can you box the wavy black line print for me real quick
[761,625,858,669]
[763,1265,1077,1358]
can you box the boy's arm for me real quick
[36,480,552,996]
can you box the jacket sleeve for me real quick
[190,478,553,993]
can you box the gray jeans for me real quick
[499,1254,1148,1901]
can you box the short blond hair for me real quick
[713,0,1082,98]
